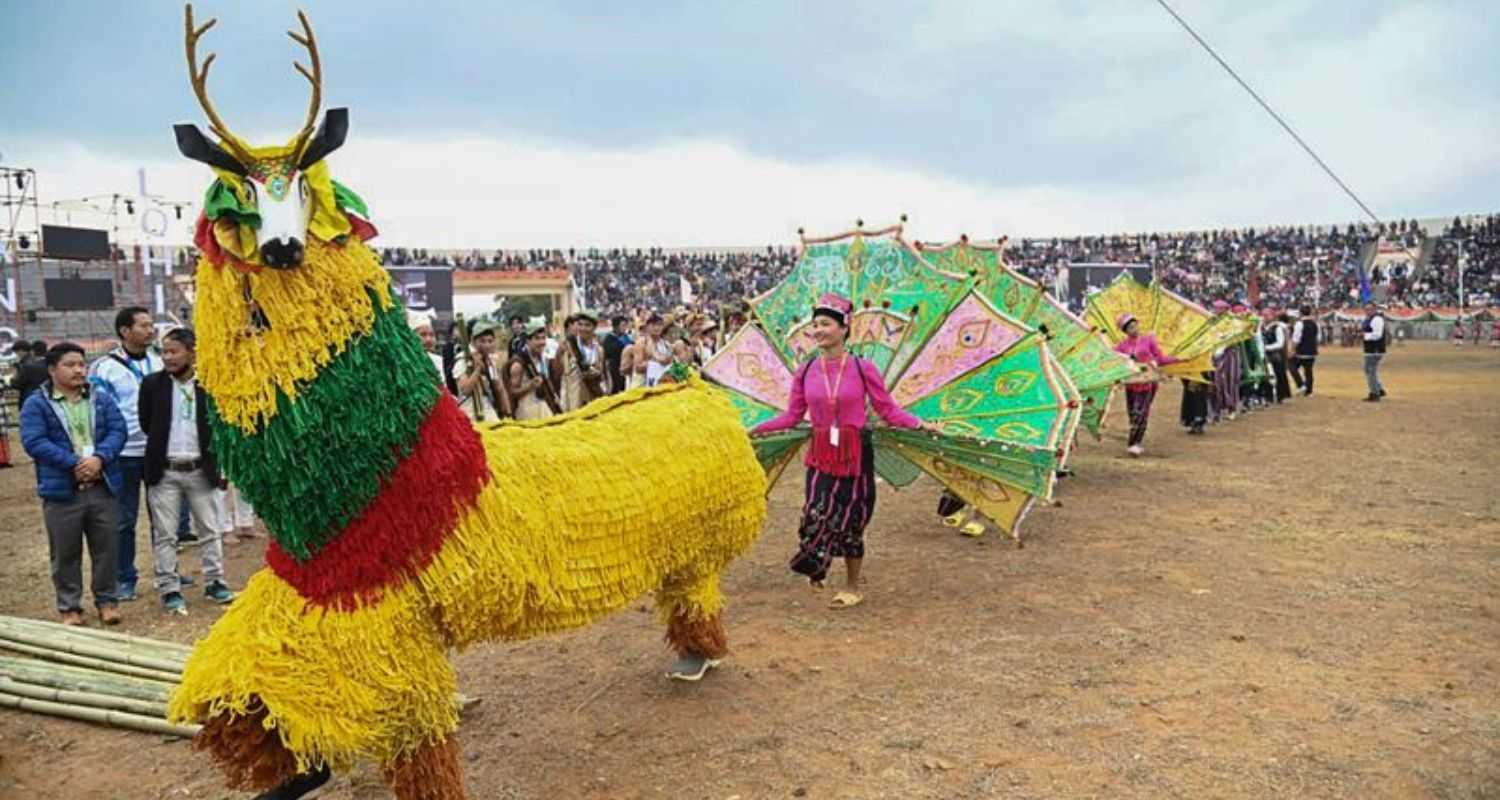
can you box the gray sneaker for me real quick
[666,655,721,682]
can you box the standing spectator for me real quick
[601,315,632,394]
[1262,310,1292,403]
[20,343,127,626]
[1290,306,1319,396]
[88,306,162,601]
[1362,303,1388,402]
[9,340,49,408]
[138,328,235,615]
[506,315,527,359]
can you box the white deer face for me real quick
[172,5,346,270]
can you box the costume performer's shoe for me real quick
[253,764,331,800]
[667,655,721,682]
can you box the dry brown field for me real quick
[1,342,1497,799]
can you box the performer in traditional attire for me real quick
[1209,301,1241,423]
[1113,313,1180,457]
[508,317,560,420]
[1242,314,1271,409]
[750,293,936,608]
[451,319,510,423]
[553,310,605,412]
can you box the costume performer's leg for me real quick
[381,734,466,800]
[660,567,729,666]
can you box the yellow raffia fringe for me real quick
[194,237,391,432]
[169,376,766,772]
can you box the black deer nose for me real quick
[260,237,305,269]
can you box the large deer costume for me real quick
[165,7,766,798]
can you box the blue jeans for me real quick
[116,456,145,587]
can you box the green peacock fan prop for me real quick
[1083,272,1259,380]
[917,237,1138,439]
[707,225,1080,541]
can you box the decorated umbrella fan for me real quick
[1083,272,1258,380]
[705,224,1079,540]
[917,237,1138,438]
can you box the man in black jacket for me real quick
[9,340,49,407]
[1290,306,1319,396]
[138,328,234,615]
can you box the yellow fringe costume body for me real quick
[167,231,767,797]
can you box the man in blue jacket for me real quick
[20,342,129,626]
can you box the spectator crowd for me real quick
[375,214,1499,320]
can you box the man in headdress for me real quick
[407,308,445,384]
[451,319,510,422]
[554,310,605,412]
[508,316,560,420]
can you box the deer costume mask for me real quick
[165,7,767,799]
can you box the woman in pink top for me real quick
[752,293,938,608]
[1113,312,1179,457]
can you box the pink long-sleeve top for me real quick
[1114,333,1179,392]
[752,354,923,476]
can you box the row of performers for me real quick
[415,311,727,423]
[410,312,612,423]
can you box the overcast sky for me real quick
[3,0,1496,247]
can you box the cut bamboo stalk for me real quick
[0,660,174,703]
[0,690,199,738]
[0,654,177,689]
[0,640,180,682]
[0,629,184,674]
[0,616,194,660]
[0,677,168,717]
[0,618,190,661]
[0,629,189,671]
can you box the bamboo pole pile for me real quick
[0,615,199,738]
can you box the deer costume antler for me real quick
[183,4,255,166]
[285,10,323,162]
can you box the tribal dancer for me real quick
[750,293,938,608]
[1210,301,1242,422]
[1113,313,1180,457]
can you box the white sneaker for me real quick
[1127,445,1144,457]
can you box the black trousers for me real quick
[1267,352,1292,402]
[1291,356,1315,394]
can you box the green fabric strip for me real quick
[208,293,440,560]
[332,180,369,218]
[201,180,261,228]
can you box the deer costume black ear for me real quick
[297,108,348,170]
[174,123,249,175]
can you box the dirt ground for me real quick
[1,342,1497,799]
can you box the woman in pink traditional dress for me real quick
[1113,312,1181,457]
[751,293,939,609]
